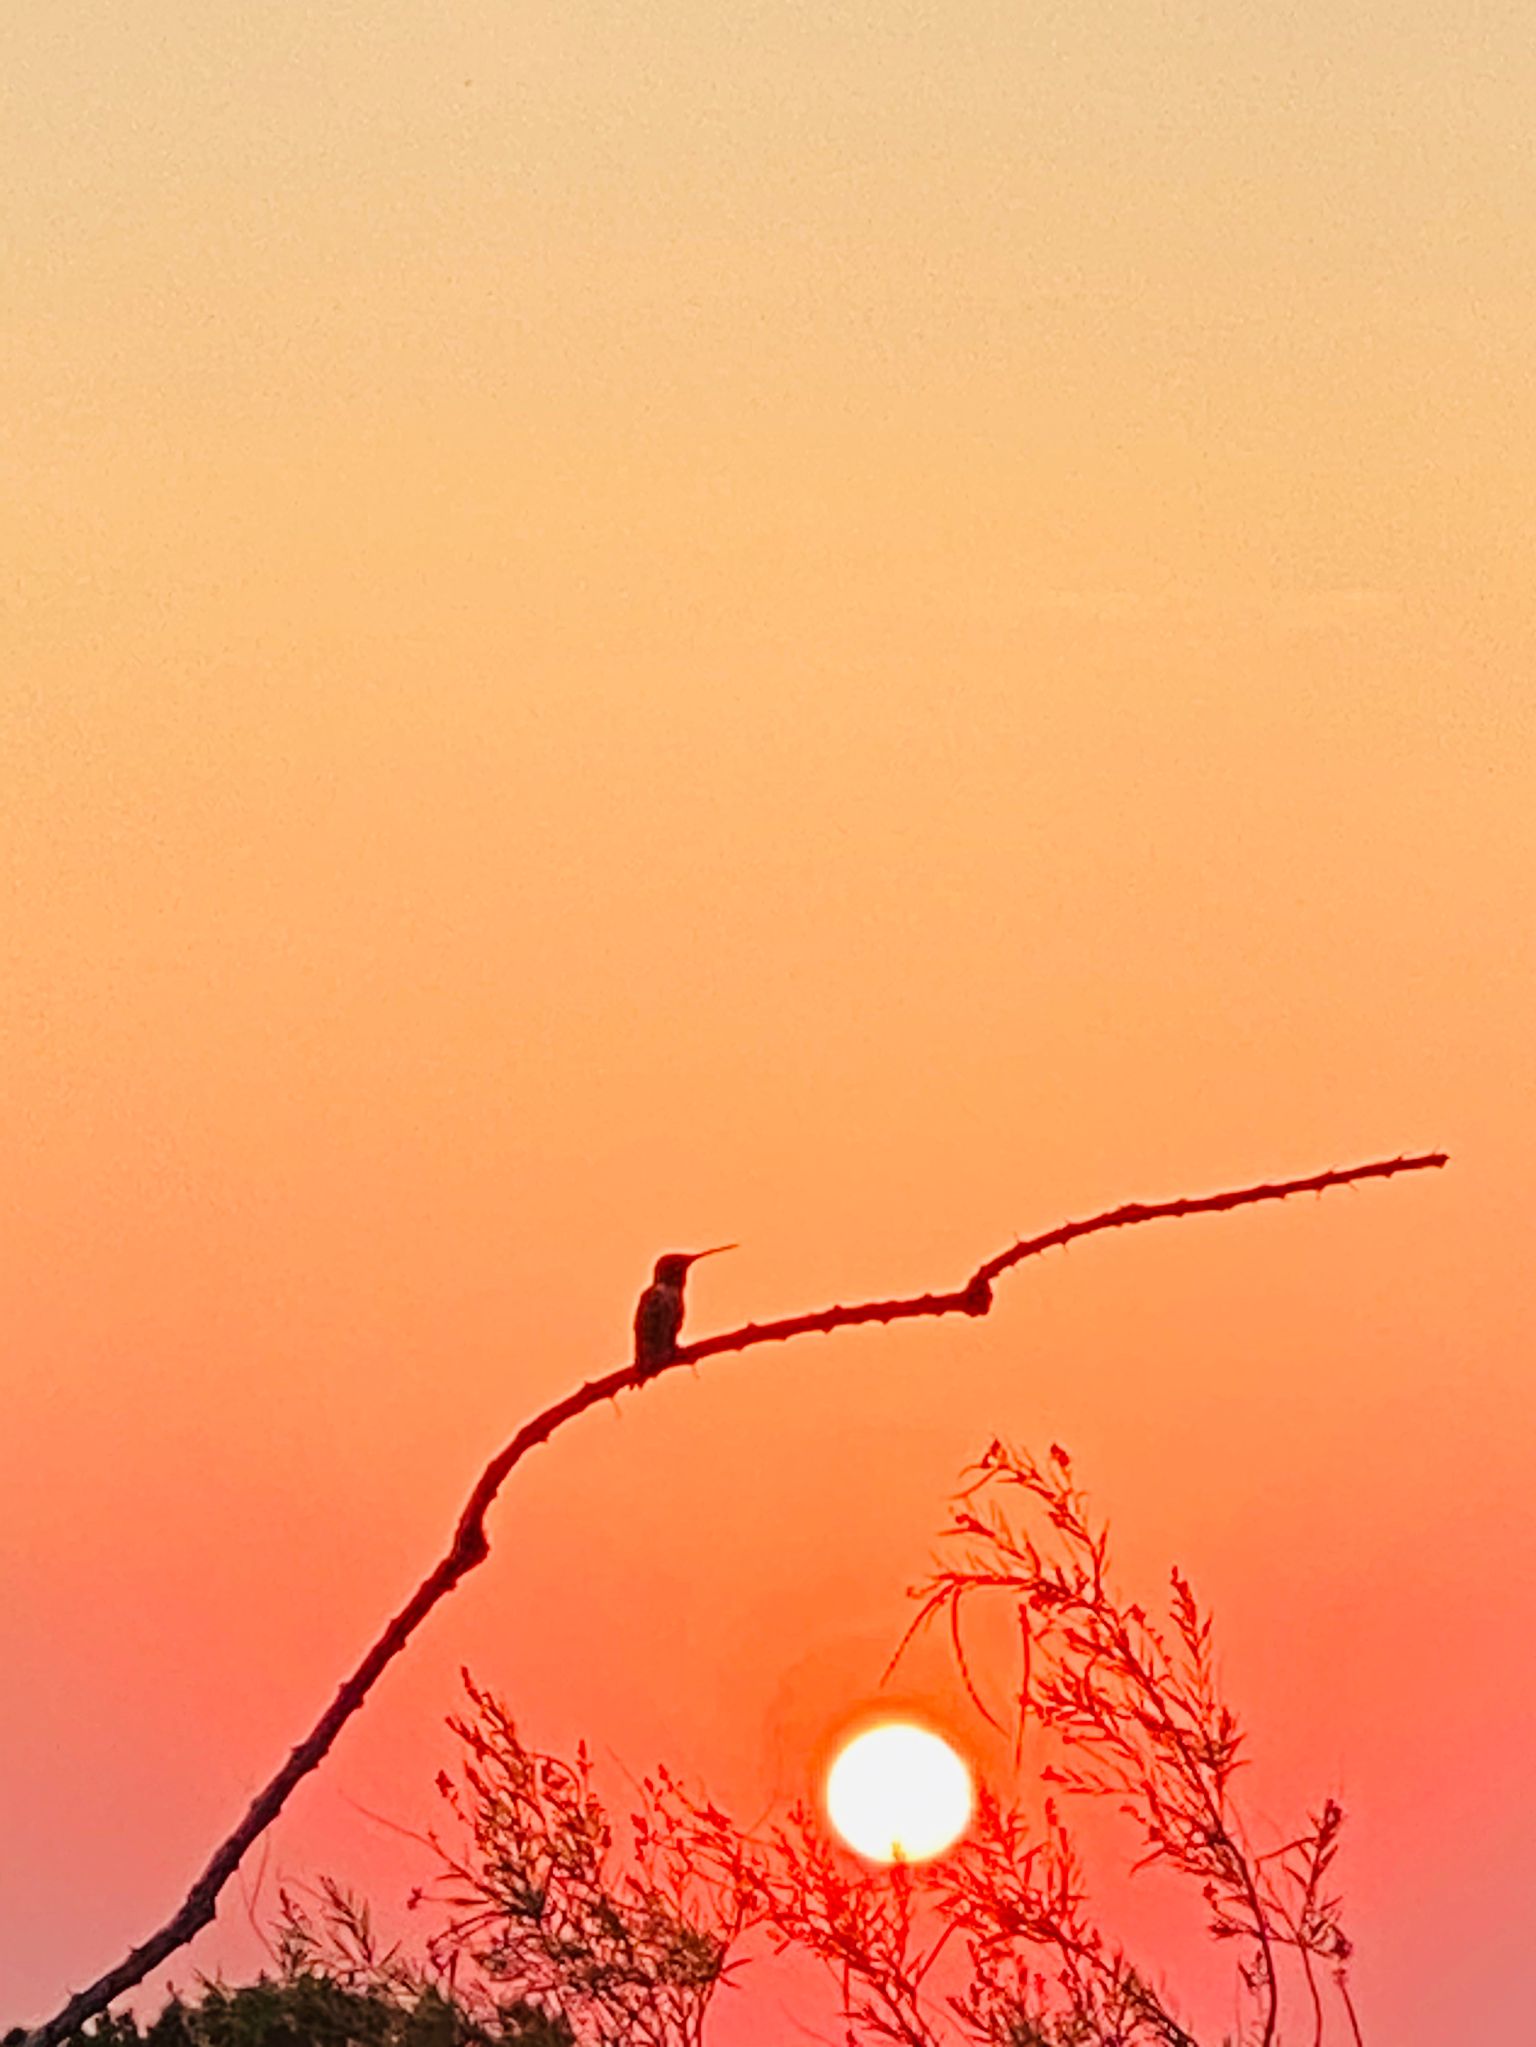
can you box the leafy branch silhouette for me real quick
[898,1442,1362,2046]
[24,1152,1444,2046]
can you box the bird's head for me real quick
[653,1244,737,1287]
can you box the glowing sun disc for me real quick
[825,1721,974,1864]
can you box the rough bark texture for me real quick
[24,1150,1446,2046]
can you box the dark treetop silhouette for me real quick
[23,1151,1447,2047]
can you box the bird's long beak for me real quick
[684,1243,738,1266]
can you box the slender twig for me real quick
[23,1151,1445,2046]
[1336,1968,1367,2047]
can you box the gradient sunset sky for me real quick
[4,5,1533,2043]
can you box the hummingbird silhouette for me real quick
[633,1245,736,1376]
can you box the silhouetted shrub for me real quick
[32,1442,1364,2047]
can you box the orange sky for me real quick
[4,5,1534,2042]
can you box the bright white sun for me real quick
[824,1721,974,1864]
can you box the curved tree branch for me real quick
[24,1150,1446,2046]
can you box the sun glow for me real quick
[824,1721,974,1864]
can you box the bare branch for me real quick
[23,1151,1444,2046]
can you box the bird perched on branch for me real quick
[633,1245,736,1376]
